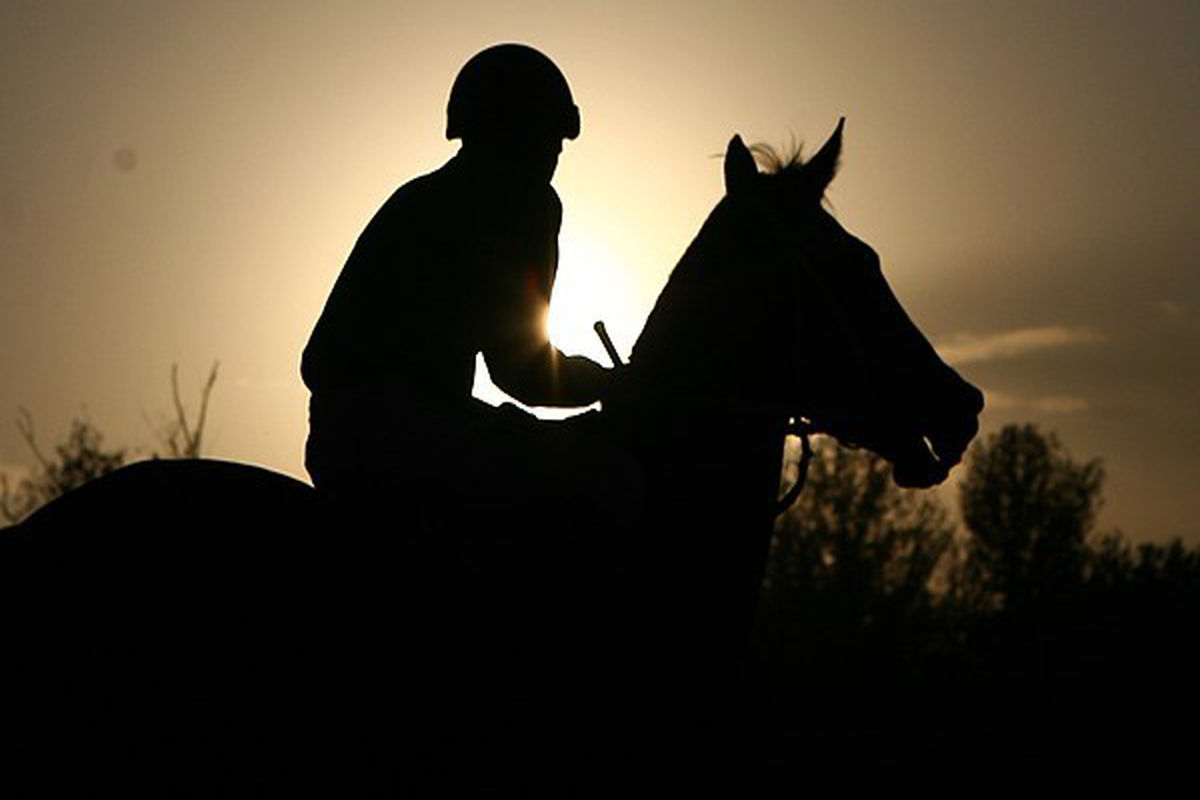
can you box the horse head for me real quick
[631,119,983,488]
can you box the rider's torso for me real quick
[301,154,561,418]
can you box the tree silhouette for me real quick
[751,428,1200,777]
[0,409,126,523]
[764,437,955,632]
[958,423,1104,609]
[743,438,960,778]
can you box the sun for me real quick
[546,226,634,364]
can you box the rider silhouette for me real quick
[302,44,614,501]
[299,50,631,786]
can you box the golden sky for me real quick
[2,1,1197,542]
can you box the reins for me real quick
[594,320,813,517]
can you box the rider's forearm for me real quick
[492,345,611,407]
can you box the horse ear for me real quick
[804,117,844,195]
[724,135,758,193]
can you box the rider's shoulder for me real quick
[364,162,464,231]
[389,162,460,207]
[366,156,560,237]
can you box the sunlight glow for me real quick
[548,226,638,364]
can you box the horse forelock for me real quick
[747,140,839,199]
[748,141,804,175]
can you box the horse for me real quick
[0,119,982,792]
[607,119,981,779]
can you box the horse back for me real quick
[0,460,381,794]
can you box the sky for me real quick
[2,1,1197,543]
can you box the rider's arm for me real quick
[480,186,613,407]
[484,322,612,408]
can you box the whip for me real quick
[593,321,623,368]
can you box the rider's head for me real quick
[447,44,579,182]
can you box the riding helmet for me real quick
[446,44,581,142]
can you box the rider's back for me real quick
[301,154,561,410]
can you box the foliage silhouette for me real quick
[958,422,1104,608]
[744,424,1200,782]
[0,411,126,524]
[748,439,957,777]
[763,436,954,639]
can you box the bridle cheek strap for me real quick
[774,417,813,516]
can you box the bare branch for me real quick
[170,364,189,458]
[16,407,52,473]
[164,361,219,458]
[15,407,70,496]
[0,470,36,525]
[1,472,16,523]
[189,361,219,458]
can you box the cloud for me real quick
[978,388,1090,415]
[978,389,1022,410]
[936,326,1106,365]
[1032,395,1090,414]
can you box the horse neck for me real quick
[631,197,788,398]
[614,396,785,683]
[627,193,787,493]
[621,197,789,640]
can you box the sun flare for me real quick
[546,227,637,365]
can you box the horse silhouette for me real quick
[1,120,981,793]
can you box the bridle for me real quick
[733,189,823,516]
[774,417,813,516]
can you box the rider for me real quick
[301,44,614,500]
